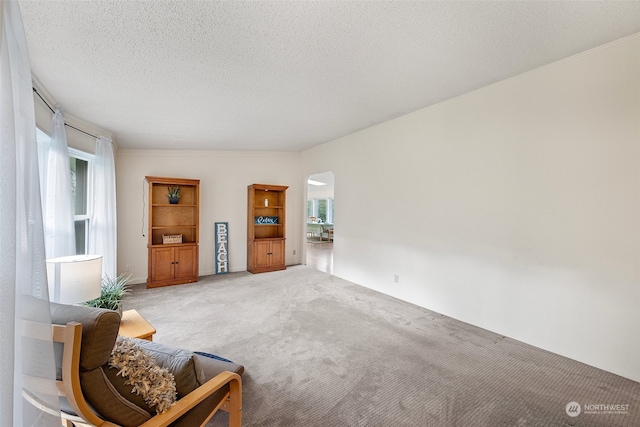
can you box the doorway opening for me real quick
[306,171,334,274]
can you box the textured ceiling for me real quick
[19,1,640,152]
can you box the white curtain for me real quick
[0,1,61,425]
[89,136,117,279]
[39,107,76,259]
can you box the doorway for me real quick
[306,171,334,274]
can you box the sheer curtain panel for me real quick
[0,0,61,425]
[40,108,76,259]
[89,136,117,279]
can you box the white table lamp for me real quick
[46,255,103,304]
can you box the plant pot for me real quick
[169,197,179,204]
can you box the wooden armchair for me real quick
[50,303,242,427]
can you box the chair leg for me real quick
[227,377,242,427]
[229,406,241,427]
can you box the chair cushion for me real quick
[109,336,177,413]
[129,338,204,397]
[170,353,245,427]
[195,352,244,377]
[102,339,242,424]
[50,302,121,372]
[81,368,152,427]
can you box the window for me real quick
[307,199,315,219]
[326,198,334,224]
[36,128,94,255]
[69,148,94,255]
[307,198,334,224]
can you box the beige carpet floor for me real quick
[124,266,640,426]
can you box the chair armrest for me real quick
[138,371,242,427]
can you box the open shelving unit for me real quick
[146,176,199,287]
[247,183,288,273]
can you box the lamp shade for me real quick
[46,255,103,304]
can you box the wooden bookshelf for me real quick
[247,184,288,273]
[146,176,199,287]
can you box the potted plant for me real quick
[84,273,132,315]
[168,186,181,204]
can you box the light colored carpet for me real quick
[124,266,640,426]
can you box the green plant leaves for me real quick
[84,273,132,311]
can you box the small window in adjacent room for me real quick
[307,197,333,224]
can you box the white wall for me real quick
[116,149,302,282]
[301,35,640,381]
[33,79,114,154]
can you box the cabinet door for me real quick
[253,240,271,269]
[150,247,174,282]
[175,245,197,279]
[269,240,285,268]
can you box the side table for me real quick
[118,309,156,341]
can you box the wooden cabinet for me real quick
[252,239,285,272]
[146,176,199,288]
[247,184,288,273]
[149,245,197,284]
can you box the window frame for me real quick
[68,147,95,255]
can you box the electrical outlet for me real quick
[126,263,131,272]
[293,249,296,255]
[394,275,399,283]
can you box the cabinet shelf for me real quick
[152,204,197,207]
[149,242,197,247]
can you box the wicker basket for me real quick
[162,234,182,244]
